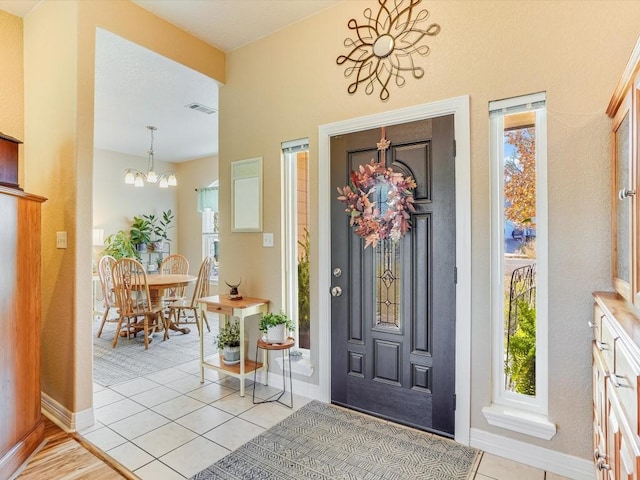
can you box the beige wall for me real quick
[217,0,640,459]
[22,0,224,414]
[0,10,24,184]
[175,154,218,285]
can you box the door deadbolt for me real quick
[331,286,343,297]
[333,267,342,277]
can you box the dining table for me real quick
[144,273,197,335]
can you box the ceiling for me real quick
[0,0,341,162]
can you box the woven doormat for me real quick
[192,400,480,480]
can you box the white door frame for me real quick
[317,96,471,445]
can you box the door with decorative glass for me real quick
[330,117,456,436]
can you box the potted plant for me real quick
[144,209,174,251]
[213,320,241,364]
[130,216,152,252]
[259,311,295,344]
[101,230,139,260]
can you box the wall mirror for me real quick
[231,157,262,232]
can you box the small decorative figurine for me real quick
[226,279,242,300]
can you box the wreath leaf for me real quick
[337,159,416,248]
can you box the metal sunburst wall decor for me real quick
[336,0,440,101]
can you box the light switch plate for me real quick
[263,233,274,247]
[56,231,67,249]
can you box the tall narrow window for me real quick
[485,93,554,439]
[199,182,219,282]
[282,139,310,349]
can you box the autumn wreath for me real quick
[337,160,417,248]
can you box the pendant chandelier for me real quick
[124,125,177,188]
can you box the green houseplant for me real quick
[101,230,138,260]
[130,216,152,252]
[213,320,241,364]
[144,209,174,251]
[259,311,295,344]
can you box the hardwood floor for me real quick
[14,417,133,480]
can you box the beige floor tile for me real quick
[238,401,295,429]
[108,409,170,440]
[186,382,235,403]
[474,475,494,480]
[134,460,186,480]
[165,374,210,394]
[93,382,107,393]
[130,385,182,408]
[203,416,265,451]
[132,422,199,458]
[77,419,104,435]
[175,359,202,374]
[251,383,288,401]
[152,395,207,421]
[145,367,190,385]
[211,392,258,415]
[110,377,160,397]
[93,388,126,408]
[477,453,545,480]
[95,398,146,425]
[107,441,155,472]
[160,436,230,478]
[82,426,128,451]
[175,405,234,435]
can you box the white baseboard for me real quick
[470,428,593,479]
[41,391,95,433]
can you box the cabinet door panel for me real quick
[613,96,634,302]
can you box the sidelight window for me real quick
[485,92,555,439]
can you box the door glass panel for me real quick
[375,238,401,329]
[616,111,631,284]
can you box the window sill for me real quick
[482,404,556,440]
[274,350,314,377]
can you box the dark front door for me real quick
[330,116,456,437]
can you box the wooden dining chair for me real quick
[112,257,166,349]
[96,255,126,340]
[166,256,213,338]
[160,254,189,303]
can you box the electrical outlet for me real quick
[263,233,274,247]
[56,231,67,249]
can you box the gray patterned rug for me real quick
[192,400,479,480]
[93,319,218,386]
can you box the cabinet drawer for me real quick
[612,339,640,436]
[600,316,620,371]
[206,304,234,316]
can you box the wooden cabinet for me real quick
[608,38,640,307]
[593,293,640,479]
[0,185,46,479]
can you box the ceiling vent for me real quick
[185,102,217,115]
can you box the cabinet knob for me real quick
[618,188,636,200]
[597,458,611,471]
[594,449,605,460]
[595,340,607,351]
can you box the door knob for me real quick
[331,286,342,297]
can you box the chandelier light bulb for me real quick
[159,177,169,188]
[134,175,144,187]
[124,171,135,184]
[146,170,158,183]
[168,174,177,186]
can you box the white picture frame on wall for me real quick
[231,157,262,232]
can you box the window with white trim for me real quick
[198,182,219,282]
[282,138,310,350]
[484,92,555,439]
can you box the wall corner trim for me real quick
[41,391,95,433]
[470,427,592,479]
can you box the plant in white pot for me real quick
[213,320,241,365]
[259,312,295,344]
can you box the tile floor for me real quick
[81,359,571,480]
